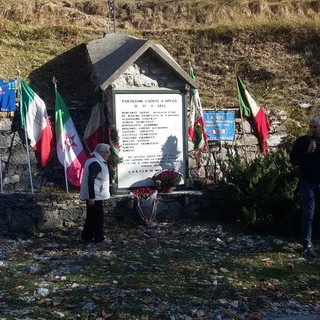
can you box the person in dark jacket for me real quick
[80,143,111,243]
[290,116,320,258]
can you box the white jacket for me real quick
[80,152,110,200]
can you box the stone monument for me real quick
[86,33,198,189]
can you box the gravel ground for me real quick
[1,221,320,320]
[262,315,320,320]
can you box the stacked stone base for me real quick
[0,185,235,234]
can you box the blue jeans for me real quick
[300,181,320,248]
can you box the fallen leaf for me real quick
[143,298,154,304]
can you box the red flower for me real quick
[132,187,156,198]
[152,169,182,188]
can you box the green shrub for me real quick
[219,149,301,235]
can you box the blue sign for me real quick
[0,79,16,112]
[203,110,235,142]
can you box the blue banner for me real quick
[0,79,16,112]
[203,110,235,142]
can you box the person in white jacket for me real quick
[80,143,111,243]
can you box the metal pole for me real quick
[235,66,249,163]
[113,0,116,33]
[63,159,69,193]
[107,0,110,33]
[107,0,116,33]
[24,125,34,193]
[18,78,34,193]
[53,77,69,193]
[0,157,3,193]
[239,109,249,163]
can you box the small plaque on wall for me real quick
[203,109,235,142]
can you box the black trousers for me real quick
[82,200,105,243]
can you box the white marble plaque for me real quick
[114,92,186,188]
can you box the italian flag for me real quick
[188,67,207,157]
[55,89,87,186]
[108,125,121,184]
[237,76,270,154]
[84,89,107,152]
[19,79,54,166]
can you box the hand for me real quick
[308,140,317,153]
[88,199,95,206]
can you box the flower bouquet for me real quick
[152,169,182,192]
[131,187,157,225]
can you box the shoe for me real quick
[93,237,106,244]
[94,238,113,245]
[302,246,317,258]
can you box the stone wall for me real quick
[0,185,235,234]
[0,105,289,191]
[189,109,288,180]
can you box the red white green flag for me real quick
[84,89,107,152]
[19,79,54,166]
[108,126,121,184]
[55,89,87,186]
[188,67,207,157]
[237,76,270,154]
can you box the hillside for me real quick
[1,0,320,137]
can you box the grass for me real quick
[1,221,320,319]
[1,0,320,129]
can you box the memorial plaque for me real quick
[203,110,235,142]
[114,91,187,188]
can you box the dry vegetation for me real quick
[1,0,320,135]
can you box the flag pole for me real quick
[0,157,3,193]
[63,159,69,193]
[189,62,215,182]
[239,105,249,163]
[235,70,249,163]
[203,102,213,182]
[53,77,69,193]
[188,62,213,181]
[202,106,215,183]
[210,94,219,183]
[24,118,35,193]
[18,77,34,193]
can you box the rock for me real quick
[25,266,40,274]
[35,288,49,296]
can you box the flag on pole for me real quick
[84,89,107,152]
[55,89,87,186]
[188,66,207,157]
[108,125,121,184]
[0,79,16,112]
[19,79,54,166]
[237,76,270,154]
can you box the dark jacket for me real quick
[290,135,320,183]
